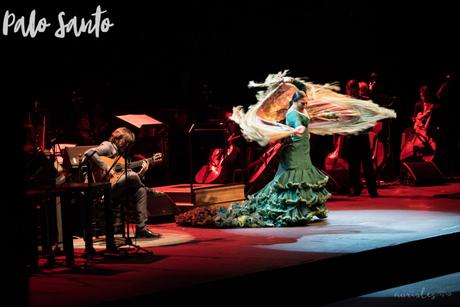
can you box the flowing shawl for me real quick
[231,70,397,146]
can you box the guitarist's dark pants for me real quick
[112,170,148,230]
[344,133,378,195]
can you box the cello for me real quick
[195,134,240,183]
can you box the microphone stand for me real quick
[188,124,195,196]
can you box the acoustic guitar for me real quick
[91,152,163,186]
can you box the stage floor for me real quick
[29,182,460,306]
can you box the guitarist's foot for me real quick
[136,227,161,239]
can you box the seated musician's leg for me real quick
[112,172,160,239]
[132,187,161,239]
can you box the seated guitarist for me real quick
[84,127,160,239]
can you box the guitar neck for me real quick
[127,157,153,169]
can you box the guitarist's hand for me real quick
[137,159,149,177]
[103,168,115,180]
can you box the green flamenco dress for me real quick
[176,110,330,227]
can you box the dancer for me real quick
[176,71,396,227]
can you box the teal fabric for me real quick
[176,110,330,227]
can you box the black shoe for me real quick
[369,191,380,198]
[348,187,362,197]
[136,228,161,239]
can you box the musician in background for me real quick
[84,127,160,239]
[369,72,383,105]
[400,85,441,163]
[342,80,379,197]
[413,85,440,134]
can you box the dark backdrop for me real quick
[5,0,459,184]
[4,0,459,178]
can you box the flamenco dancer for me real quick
[177,71,396,227]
